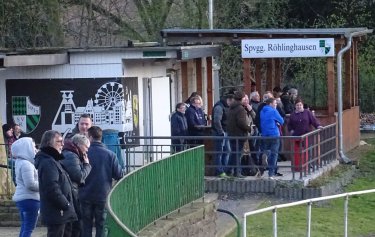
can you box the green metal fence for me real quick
[105,145,205,237]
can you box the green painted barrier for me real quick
[105,146,205,236]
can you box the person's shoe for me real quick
[269,176,277,180]
[279,154,287,161]
[275,172,283,177]
[218,172,228,178]
[262,154,268,167]
[234,173,246,178]
[255,170,262,178]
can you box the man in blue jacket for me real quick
[260,98,284,179]
[79,126,124,237]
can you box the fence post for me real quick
[344,195,349,237]
[306,201,312,237]
[273,208,278,237]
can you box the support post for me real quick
[181,61,188,101]
[206,57,213,117]
[243,58,251,95]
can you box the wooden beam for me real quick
[181,61,188,101]
[274,58,282,88]
[206,57,213,117]
[243,58,251,94]
[195,58,202,96]
[255,59,262,94]
[353,40,359,106]
[344,47,352,109]
[327,57,335,118]
[266,58,273,91]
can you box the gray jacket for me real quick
[12,138,39,202]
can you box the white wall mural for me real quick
[52,82,133,134]
[6,78,139,144]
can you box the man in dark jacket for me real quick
[80,126,124,237]
[66,114,92,139]
[226,91,252,178]
[185,96,207,146]
[35,130,77,237]
[170,102,188,153]
[211,94,234,177]
[61,134,92,237]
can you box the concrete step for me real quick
[0,200,44,227]
[205,161,355,200]
[0,200,21,227]
[205,177,277,194]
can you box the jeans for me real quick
[261,138,280,177]
[214,133,231,175]
[81,200,106,237]
[16,199,40,237]
[228,139,245,176]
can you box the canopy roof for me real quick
[161,28,373,45]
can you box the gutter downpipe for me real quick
[336,30,372,163]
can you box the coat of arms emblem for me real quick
[12,96,41,134]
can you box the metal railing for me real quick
[243,189,375,237]
[117,123,337,179]
[105,145,205,236]
[0,123,337,197]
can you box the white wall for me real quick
[0,52,177,139]
[123,59,175,138]
[0,51,124,124]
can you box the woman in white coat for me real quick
[12,137,39,237]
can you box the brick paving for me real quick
[0,227,47,237]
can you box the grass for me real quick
[227,138,375,237]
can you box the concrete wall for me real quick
[138,200,217,237]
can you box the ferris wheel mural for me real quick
[52,79,138,140]
[94,82,124,110]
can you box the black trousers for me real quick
[47,222,73,237]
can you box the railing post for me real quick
[307,201,312,237]
[273,208,278,237]
[318,131,321,168]
[344,195,349,237]
[243,214,247,237]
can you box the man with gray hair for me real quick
[249,91,261,112]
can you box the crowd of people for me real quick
[170,86,323,179]
[2,114,124,237]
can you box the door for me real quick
[143,76,172,160]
